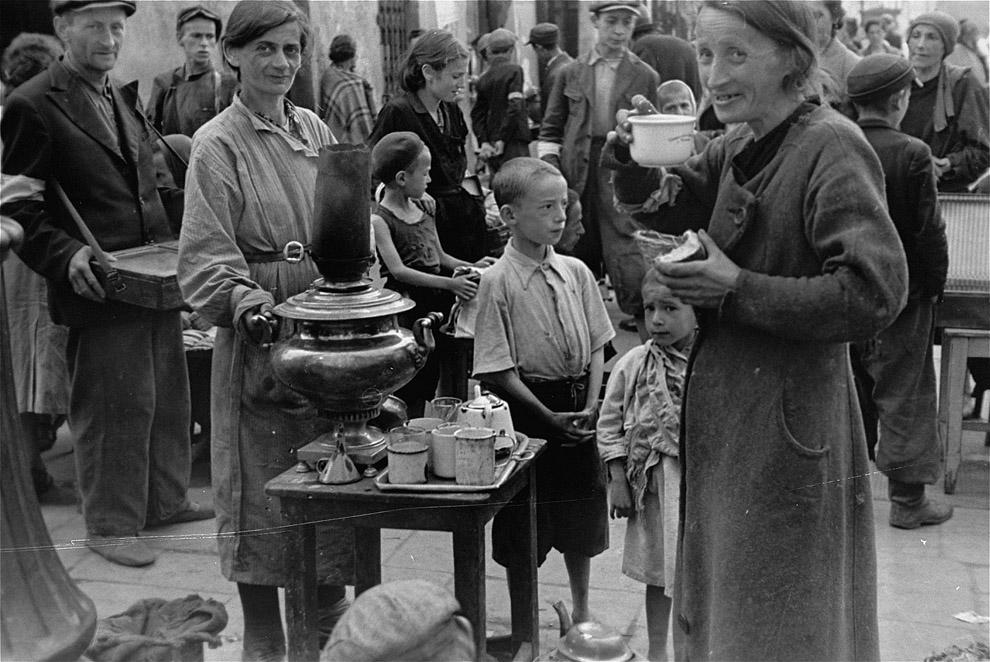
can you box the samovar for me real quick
[261,144,440,471]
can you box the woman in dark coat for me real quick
[609,1,907,659]
[368,29,487,263]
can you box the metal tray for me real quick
[375,435,532,493]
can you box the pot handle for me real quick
[412,311,444,355]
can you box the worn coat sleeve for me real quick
[177,138,273,328]
[944,68,990,189]
[907,142,948,297]
[537,63,569,148]
[494,66,526,144]
[596,345,643,463]
[723,123,908,343]
[146,73,169,133]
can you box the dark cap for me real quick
[487,28,517,53]
[632,13,656,38]
[51,0,135,16]
[329,34,356,63]
[372,131,427,185]
[909,11,959,58]
[176,5,221,36]
[527,23,559,47]
[589,1,642,16]
[847,53,917,102]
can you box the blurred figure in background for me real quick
[860,18,901,56]
[318,34,377,145]
[901,10,990,192]
[527,22,572,137]
[945,19,989,83]
[846,54,951,530]
[471,28,530,175]
[631,14,702,103]
[147,5,236,137]
[1,31,75,505]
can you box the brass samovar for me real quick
[261,145,440,471]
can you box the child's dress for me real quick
[597,339,690,596]
[374,200,453,408]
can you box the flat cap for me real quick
[487,27,518,53]
[590,1,642,16]
[176,5,221,35]
[847,53,916,102]
[527,22,560,46]
[322,580,469,661]
[51,0,135,16]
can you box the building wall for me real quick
[104,1,382,111]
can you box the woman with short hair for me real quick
[902,10,990,192]
[610,1,906,658]
[177,2,351,658]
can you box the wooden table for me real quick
[265,440,546,661]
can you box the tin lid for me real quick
[273,278,414,321]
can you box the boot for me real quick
[888,479,953,529]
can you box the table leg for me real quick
[453,522,486,658]
[284,518,319,662]
[354,527,381,596]
[509,461,539,658]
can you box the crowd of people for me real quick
[1,0,988,660]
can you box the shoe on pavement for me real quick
[85,534,157,567]
[144,500,215,528]
[889,498,954,529]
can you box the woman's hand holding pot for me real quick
[653,230,742,309]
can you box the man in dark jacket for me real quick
[538,1,659,335]
[146,5,236,137]
[846,54,953,529]
[526,22,573,133]
[470,28,531,175]
[1,0,213,567]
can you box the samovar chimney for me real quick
[310,145,374,284]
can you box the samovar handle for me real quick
[246,308,279,348]
[412,311,445,355]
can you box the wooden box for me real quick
[92,241,185,310]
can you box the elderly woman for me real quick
[609,1,907,659]
[177,2,351,659]
[901,10,990,192]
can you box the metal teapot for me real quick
[534,601,644,662]
[455,385,515,439]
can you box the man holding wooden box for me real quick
[0,0,212,567]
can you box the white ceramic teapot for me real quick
[455,385,515,440]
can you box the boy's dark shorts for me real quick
[485,377,608,568]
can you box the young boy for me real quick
[371,132,493,416]
[473,157,615,627]
[845,54,952,528]
[597,270,696,661]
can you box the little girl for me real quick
[597,267,696,662]
[370,131,494,416]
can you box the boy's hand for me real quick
[608,478,634,519]
[448,273,479,301]
[548,411,596,446]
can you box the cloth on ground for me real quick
[84,594,227,662]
